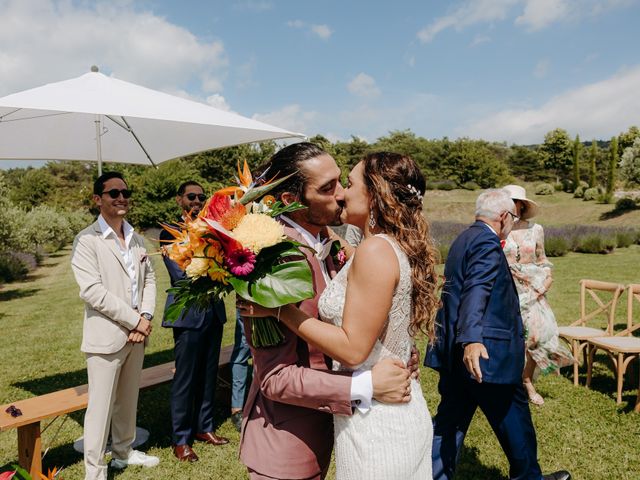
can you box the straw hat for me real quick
[502,185,539,220]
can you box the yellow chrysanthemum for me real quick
[207,260,230,284]
[185,257,209,278]
[232,213,285,254]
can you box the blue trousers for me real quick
[170,319,224,445]
[431,369,542,480]
[230,311,251,410]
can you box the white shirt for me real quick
[97,215,138,310]
[281,215,373,411]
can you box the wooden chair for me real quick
[558,279,625,385]
[586,284,640,411]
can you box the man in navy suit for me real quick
[161,181,229,462]
[425,189,570,480]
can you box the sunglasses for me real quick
[102,188,132,199]
[5,405,22,418]
[184,193,207,202]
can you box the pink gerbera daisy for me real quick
[225,248,256,276]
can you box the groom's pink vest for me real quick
[239,225,353,479]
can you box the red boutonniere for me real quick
[500,240,506,249]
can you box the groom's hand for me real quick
[463,342,489,383]
[372,357,411,404]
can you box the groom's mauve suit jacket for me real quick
[239,224,353,479]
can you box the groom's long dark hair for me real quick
[363,152,440,344]
[257,142,326,202]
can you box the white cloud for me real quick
[252,104,317,135]
[287,20,333,40]
[347,73,381,99]
[310,24,333,40]
[206,94,233,112]
[417,0,634,42]
[0,0,228,97]
[417,0,518,43]
[460,65,640,143]
[515,0,571,31]
[470,34,492,46]
[534,58,550,78]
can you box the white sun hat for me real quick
[502,185,540,220]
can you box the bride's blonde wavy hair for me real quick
[362,152,439,344]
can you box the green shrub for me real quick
[615,231,635,248]
[426,179,457,191]
[561,178,574,192]
[535,183,554,195]
[578,180,589,189]
[553,182,564,191]
[0,252,29,283]
[573,185,585,198]
[461,181,480,191]
[576,234,616,254]
[583,187,599,201]
[545,236,569,257]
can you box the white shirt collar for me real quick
[280,215,321,248]
[98,214,134,247]
[480,220,498,237]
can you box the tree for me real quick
[620,137,640,186]
[572,134,581,189]
[606,136,618,201]
[506,146,548,181]
[618,125,640,154]
[439,138,510,188]
[589,139,598,187]
[539,128,573,182]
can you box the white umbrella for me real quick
[0,66,303,174]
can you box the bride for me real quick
[240,152,438,479]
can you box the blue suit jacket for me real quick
[425,221,525,384]
[160,223,226,329]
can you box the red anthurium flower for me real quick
[205,193,232,222]
[0,471,16,480]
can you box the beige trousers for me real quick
[84,342,144,480]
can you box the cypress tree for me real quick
[589,139,597,187]
[572,134,581,189]
[607,137,618,202]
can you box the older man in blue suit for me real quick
[425,189,570,480]
[161,181,229,463]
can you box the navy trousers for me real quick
[431,367,542,480]
[170,319,224,445]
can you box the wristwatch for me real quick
[141,313,153,321]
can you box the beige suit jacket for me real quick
[71,220,156,354]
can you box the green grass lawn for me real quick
[1,215,640,479]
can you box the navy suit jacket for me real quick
[425,221,525,384]
[160,223,226,329]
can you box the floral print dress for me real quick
[503,222,574,374]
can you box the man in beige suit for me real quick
[71,172,159,480]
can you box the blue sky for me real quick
[1,0,639,169]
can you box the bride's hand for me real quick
[237,301,275,318]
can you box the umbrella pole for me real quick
[94,114,103,176]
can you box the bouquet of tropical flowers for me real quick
[161,161,314,347]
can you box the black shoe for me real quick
[543,471,571,480]
[231,412,243,432]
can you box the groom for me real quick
[425,189,571,480]
[239,142,413,480]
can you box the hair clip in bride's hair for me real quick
[407,184,424,202]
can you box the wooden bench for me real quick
[0,344,233,478]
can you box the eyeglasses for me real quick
[102,188,132,199]
[505,211,520,222]
[5,405,22,418]
[184,193,207,202]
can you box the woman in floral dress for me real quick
[502,185,574,405]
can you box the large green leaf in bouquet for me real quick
[228,242,314,347]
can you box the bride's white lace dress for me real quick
[318,234,433,480]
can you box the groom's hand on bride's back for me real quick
[371,357,412,404]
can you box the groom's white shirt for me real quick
[281,215,372,411]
